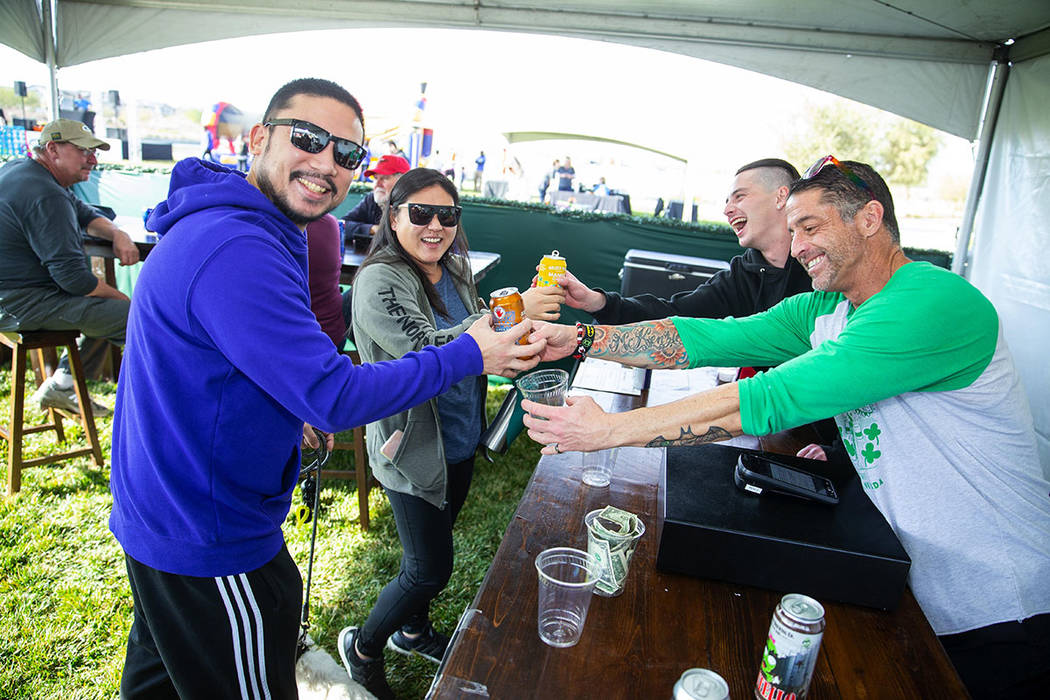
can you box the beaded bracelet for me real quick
[573,322,596,359]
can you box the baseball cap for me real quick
[364,154,410,177]
[38,118,111,151]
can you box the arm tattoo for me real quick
[645,425,732,448]
[591,319,688,368]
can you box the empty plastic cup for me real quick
[516,369,569,420]
[534,547,600,647]
[581,448,617,487]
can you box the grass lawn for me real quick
[0,367,540,699]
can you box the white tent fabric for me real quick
[969,52,1050,474]
[3,1,1048,140]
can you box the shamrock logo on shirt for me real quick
[861,442,882,464]
[863,423,881,444]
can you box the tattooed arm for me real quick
[522,381,742,453]
[530,318,688,368]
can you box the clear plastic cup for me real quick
[534,547,600,647]
[516,369,569,420]
[584,508,646,597]
[581,448,617,487]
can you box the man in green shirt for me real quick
[523,157,1050,698]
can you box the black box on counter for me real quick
[620,249,729,298]
[656,444,910,610]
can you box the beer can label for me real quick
[491,303,520,333]
[537,250,566,287]
[755,613,823,699]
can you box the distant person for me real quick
[387,139,408,160]
[556,156,575,191]
[341,154,411,242]
[540,158,559,202]
[0,118,140,416]
[473,151,486,191]
[306,214,346,348]
[592,177,610,196]
[109,77,542,699]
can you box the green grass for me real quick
[0,367,540,699]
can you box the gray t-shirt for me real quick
[0,157,100,295]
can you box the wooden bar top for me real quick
[433,373,967,699]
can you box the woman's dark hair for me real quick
[356,168,473,319]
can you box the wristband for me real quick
[573,322,596,359]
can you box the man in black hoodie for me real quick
[550,158,811,323]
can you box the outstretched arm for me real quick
[522,381,741,453]
[531,318,688,369]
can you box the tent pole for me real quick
[43,0,59,120]
[952,51,1010,278]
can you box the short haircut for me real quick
[736,158,800,192]
[788,160,900,243]
[261,78,365,135]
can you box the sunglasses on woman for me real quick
[264,119,366,171]
[398,203,462,228]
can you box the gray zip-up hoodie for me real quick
[351,248,487,508]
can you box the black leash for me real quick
[295,428,330,659]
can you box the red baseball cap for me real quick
[364,154,411,177]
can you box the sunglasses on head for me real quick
[264,119,366,171]
[398,203,462,228]
[803,155,872,193]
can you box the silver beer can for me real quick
[754,593,826,700]
[674,668,730,700]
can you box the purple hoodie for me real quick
[110,159,482,576]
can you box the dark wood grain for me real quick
[433,378,968,699]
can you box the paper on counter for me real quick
[570,358,646,396]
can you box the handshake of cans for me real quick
[467,251,573,378]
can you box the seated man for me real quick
[342,154,410,244]
[523,157,1050,699]
[0,118,140,415]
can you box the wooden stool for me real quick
[1,330,104,496]
[326,348,374,530]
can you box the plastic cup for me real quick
[516,369,568,420]
[581,448,616,487]
[585,509,646,597]
[534,547,600,647]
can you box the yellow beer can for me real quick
[537,250,567,287]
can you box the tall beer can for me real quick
[754,594,825,700]
[536,250,567,287]
[673,668,730,700]
[489,287,528,346]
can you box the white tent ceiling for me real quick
[2,0,1049,140]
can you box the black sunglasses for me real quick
[264,119,366,171]
[398,203,462,228]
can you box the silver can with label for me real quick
[754,593,825,700]
[673,668,730,700]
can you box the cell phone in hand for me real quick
[734,454,839,505]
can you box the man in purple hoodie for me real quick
[109,78,542,699]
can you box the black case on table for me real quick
[657,443,911,610]
[620,249,730,298]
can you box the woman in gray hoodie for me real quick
[339,168,486,699]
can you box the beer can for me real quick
[489,287,528,345]
[754,594,825,700]
[673,668,730,700]
[536,249,567,287]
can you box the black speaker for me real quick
[108,89,120,106]
[14,81,27,97]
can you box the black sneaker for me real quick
[337,626,395,700]
[386,624,450,664]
